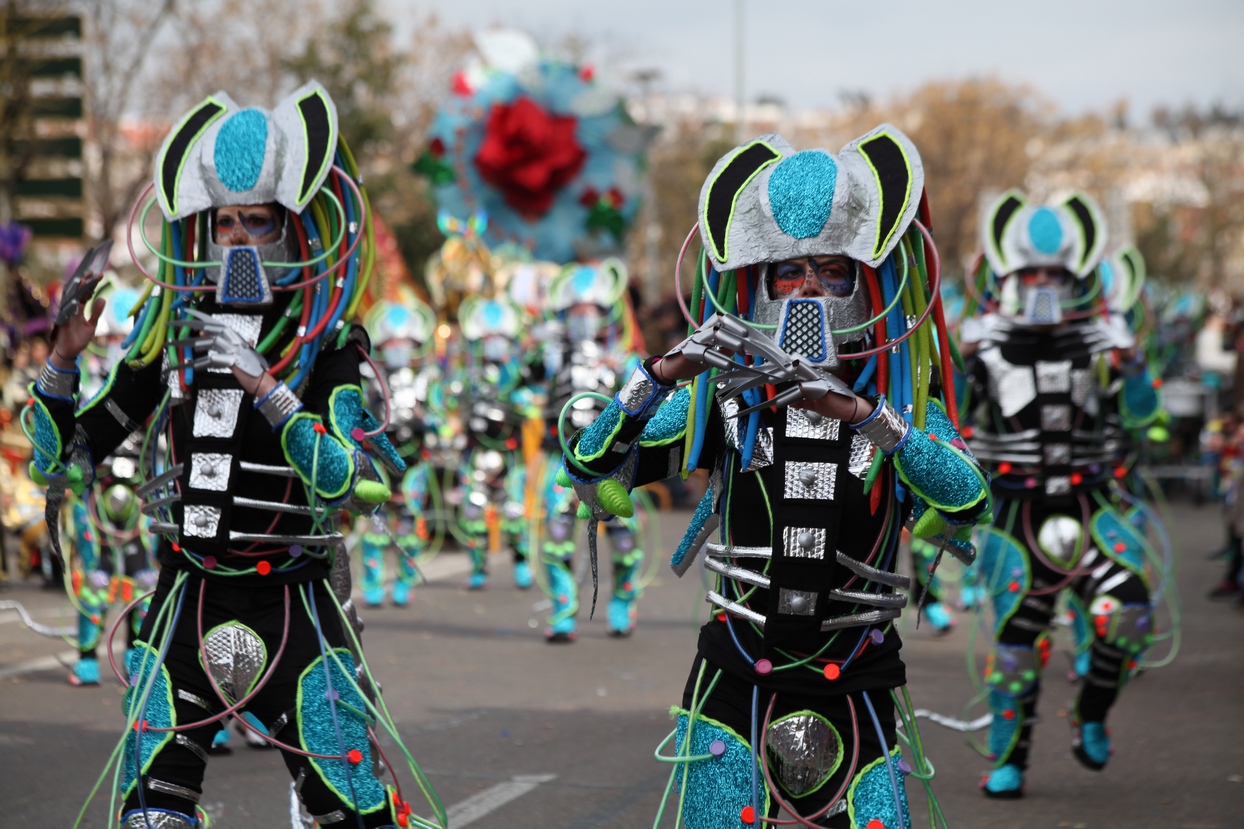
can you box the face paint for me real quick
[770,256,856,298]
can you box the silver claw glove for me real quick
[171,308,269,378]
[667,312,858,418]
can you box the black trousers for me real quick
[123,568,393,828]
[681,654,900,828]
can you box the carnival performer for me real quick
[65,435,157,687]
[562,127,988,828]
[455,295,538,590]
[26,82,442,829]
[540,260,647,640]
[958,190,1164,798]
[358,296,440,607]
[64,290,158,687]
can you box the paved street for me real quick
[1,499,1241,828]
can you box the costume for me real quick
[563,128,989,827]
[454,295,538,589]
[540,260,647,639]
[27,83,442,829]
[958,190,1167,797]
[358,296,440,607]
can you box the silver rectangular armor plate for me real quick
[1035,361,1071,393]
[183,505,222,538]
[783,461,838,500]
[1040,404,1072,431]
[782,526,827,560]
[784,409,840,441]
[189,452,233,491]
[193,389,244,438]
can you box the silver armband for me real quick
[617,362,672,418]
[36,362,79,400]
[850,396,911,453]
[255,382,303,427]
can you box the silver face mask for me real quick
[999,274,1073,327]
[382,343,414,370]
[752,260,871,370]
[481,336,511,363]
[566,307,604,344]
[204,220,294,307]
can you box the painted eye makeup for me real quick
[217,212,278,238]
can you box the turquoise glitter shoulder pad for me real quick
[327,385,406,475]
[282,413,358,501]
[895,400,987,517]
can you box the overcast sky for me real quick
[388,0,1243,118]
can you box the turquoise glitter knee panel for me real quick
[121,644,176,798]
[297,648,386,814]
[671,709,771,829]
[846,748,911,829]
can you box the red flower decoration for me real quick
[474,96,586,218]
[429,137,445,157]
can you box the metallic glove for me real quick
[171,308,269,378]
[54,240,113,327]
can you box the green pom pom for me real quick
[911,508,946,539]
[28,462,47,486]
[597,478,634,518]
[67,465,86,496]
[555,465,572,488]
[1147,425,1170,443]
[354,479,392,504]
[576,501,591,519]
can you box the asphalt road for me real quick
[1,498,1241,828]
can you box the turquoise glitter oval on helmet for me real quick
[1027,207,1064,254]
[767,151,837,239]
[214,109,269,192]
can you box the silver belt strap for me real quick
[703,556,771,588]
[706,590,767,628]
[145,776,201,804]
[819,607,902,632]
[836,551,912,590]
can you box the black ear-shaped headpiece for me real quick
[701,140,781,263]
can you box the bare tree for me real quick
[83,0,178,239]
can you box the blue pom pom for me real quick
[1027,207,1063,254]
[214,109,269,193]
[768,151,837,239]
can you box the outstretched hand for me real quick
[49,276,105,370]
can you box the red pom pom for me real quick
[822,663,841,681]
[347,748,363,764]
[312,422,327,434]
[256,561,272,576]
[1151,378,1163,389]
[1070,473,1083,485]
[740,806,756,824]
[997,462,1013,475]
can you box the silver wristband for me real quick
[851,397,911,453]
[255,382,303,427]
[617,363,670,418]
[36,362,80,400]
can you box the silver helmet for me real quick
[696,126,924,369]
[981,190,1107,327]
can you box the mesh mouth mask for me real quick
[203,214,294,306]
[752,260,871,369]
